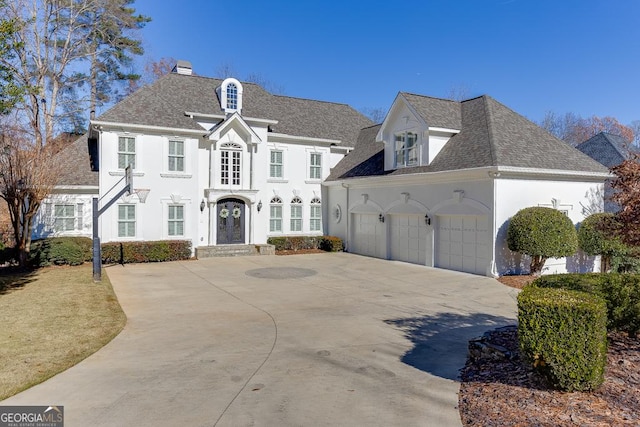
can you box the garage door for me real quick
[352,213,384,258]
[436,215,490,275]
[390,214,427,265]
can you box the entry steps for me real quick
[196,244,275,258]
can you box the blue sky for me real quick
[133,0,639,124]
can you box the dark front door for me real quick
[216,198,245,244]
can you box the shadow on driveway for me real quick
[386,312,516,380]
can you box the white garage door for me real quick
[436,215,490,275]
[390,214,427,265]
[352,213,384,258]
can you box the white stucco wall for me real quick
[326,171,605,276]
[494,177,604,275]
[98,131,202,251]
[33,191,96,240]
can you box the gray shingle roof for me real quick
[576,132,632,169]
[55,134,98,186]
[328,94,609,181]
[400,93,461,130]
[98,73,372,145]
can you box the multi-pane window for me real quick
[290,196,303,232]
[310,153,322,179]
[118,136,136,169]
[394,132,418,167]
[168,205,184,236]
[54,204,75,231]
[270,150,283,178]
[220,143,241,185]
[310,197,322,232]
[226,83,238,110]
[168,140,184,172]
[52,203,83,232]
[269,196,283,232]
[118,205,136,237]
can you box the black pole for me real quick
[92,197,101,282]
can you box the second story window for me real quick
[118,136,136,169]
[220,143,241,186]
[270,150,283,178]
[394,132,418,167]
[310,153,322,180]
[168,140,184,172]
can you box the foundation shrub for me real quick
[101,240,192,264]
[320,236,343,252]
[29,237,93,266]
[267,236,343,252]
[518,286,608,392]
[532,273,640,336]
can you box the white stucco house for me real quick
[323,93,609,276]
[34,61,610,276]
[35,61,372,254]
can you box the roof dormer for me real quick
[217,78,243,115]
[378,93,460,171]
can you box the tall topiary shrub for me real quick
[578,213,627,272]
[507,207,578,275]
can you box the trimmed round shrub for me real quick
[578,213,627,272]
[518,286,607,392]
[507,207,578,275]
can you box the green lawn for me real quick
[0,265,126,400]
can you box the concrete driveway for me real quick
[2,253,518,426]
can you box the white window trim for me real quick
[269,197,283,233]
[112,132,144,175]
[393,131,419,168]
[220,143,243,187]
[267,144,289,183]
[117,204,137,239]
[306,148,324,182]
[161,198,191,239]
[290,196,303,232]
[163,137,190,177]
[219,78,243,114]
[117,135,137,170]
[309,198,322,233]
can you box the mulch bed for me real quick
[459,276,640,426]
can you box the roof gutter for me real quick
[323,165,611,187]
[91,120,207,136]
[269,132,341,146]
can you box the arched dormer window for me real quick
[218,78,243,114]
[226,83,238,110]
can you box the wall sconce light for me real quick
[425,214,431,225]
[378,213,385,223]
[257,200,262,212]
[200,199,206,212]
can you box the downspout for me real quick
[490,171,499,277]
[342,182,349,252]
